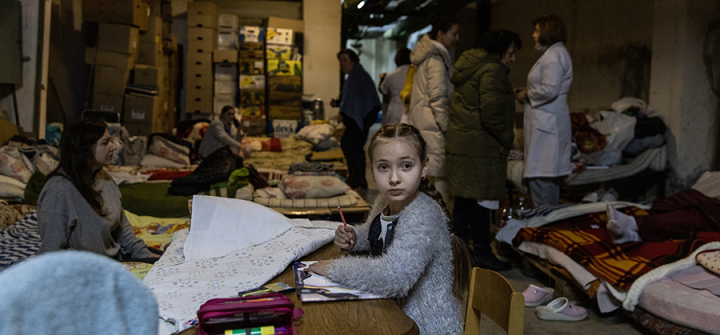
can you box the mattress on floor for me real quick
[637,266,720,334]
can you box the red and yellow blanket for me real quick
[514,190,720,290]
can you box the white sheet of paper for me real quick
[183,195,294,261]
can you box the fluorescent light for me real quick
[357,0,365,9]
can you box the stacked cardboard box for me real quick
[236,26,266,136]
[212,14,239,116]
[186,2,217,114]
[84,0,178,136]
[84,4,142,122]
[266,27,302,136]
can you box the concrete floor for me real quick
[485,265,646,335]
[362,123,648,334]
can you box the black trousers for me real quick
[340,109,378,189]
[452,196,492,252]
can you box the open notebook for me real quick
[293,261,384,302]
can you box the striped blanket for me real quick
[0,211,40,270]
[514,206,720,290]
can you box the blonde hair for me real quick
[369,123,470,300]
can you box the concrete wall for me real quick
[303,0,341,120]
[0,0,41,134]
[491,0,654,113]
[649,0,720,189]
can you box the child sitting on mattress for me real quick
[37,119,162,263]
[305,123,470,335]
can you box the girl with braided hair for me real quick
[306,123,470,335]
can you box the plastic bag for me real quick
[587,110,636,152]
[610,97,656,117]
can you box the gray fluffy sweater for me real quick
[327,192,463,335]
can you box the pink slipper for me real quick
[536,297,587,321]
[522,284,555,307]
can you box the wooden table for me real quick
[180,243,418,335]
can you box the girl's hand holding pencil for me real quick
[335,206,356,250]
[334,225,357,250]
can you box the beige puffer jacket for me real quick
[407,34,454,177]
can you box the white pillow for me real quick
[140,154,188,169]
[0,174,25,198]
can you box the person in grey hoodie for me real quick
[407,16,460,203]
[37,119,161,263]
[307,124,470,335]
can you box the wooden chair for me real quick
[464,267,525,335]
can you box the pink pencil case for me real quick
[197,293,304,335]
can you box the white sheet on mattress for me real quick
[506,146,667,190]
[145,220,337,335]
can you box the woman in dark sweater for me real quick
[37,119,161,263]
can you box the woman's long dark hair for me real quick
[50,118,108,217]
[369,123,471,301]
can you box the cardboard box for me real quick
[147,0,161,17]
[187,52,213,78]
[98,23,139,55]
[162,34,178,52]
[133,65,164,87]
[161,1,172,21]
[239,26,265,42]
[187,1,217,28]
[243,116,267,136]
[266,28,293,45]
[93,66,129,95]
[187,27,217,53]
[240,105,265,117]
[214,80,237,96]
[123,94,156,123]
[218,14,239,31]
[240,89,265,106]
[124,121,153,136]
[269,106,302,120]
[238,42,265,59]
[214,63,238,81]
[239,75,265,90]
[86,48,136,69]
[267,60,302,76]
[137,42,163,66]
[138,3,150,32]
[271,119,299,138]
[213,49,238,63]
[266,45,292,60]
[140,17,162,44]
[267,76,302,101]
[213,96,236,115]
[83,0,147,28]
[239,58,264,74]
[186,92,213,114]
[267,17,304,33]
[92,93,124,112]
[217,31,238,50]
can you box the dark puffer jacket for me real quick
[446,48,515,200]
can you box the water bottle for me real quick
[498,200,513,228]
[515,197,526,219]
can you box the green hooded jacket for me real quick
[446,48,515,200]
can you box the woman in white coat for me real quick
[408,16,460,203]
[515,15,573,207]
